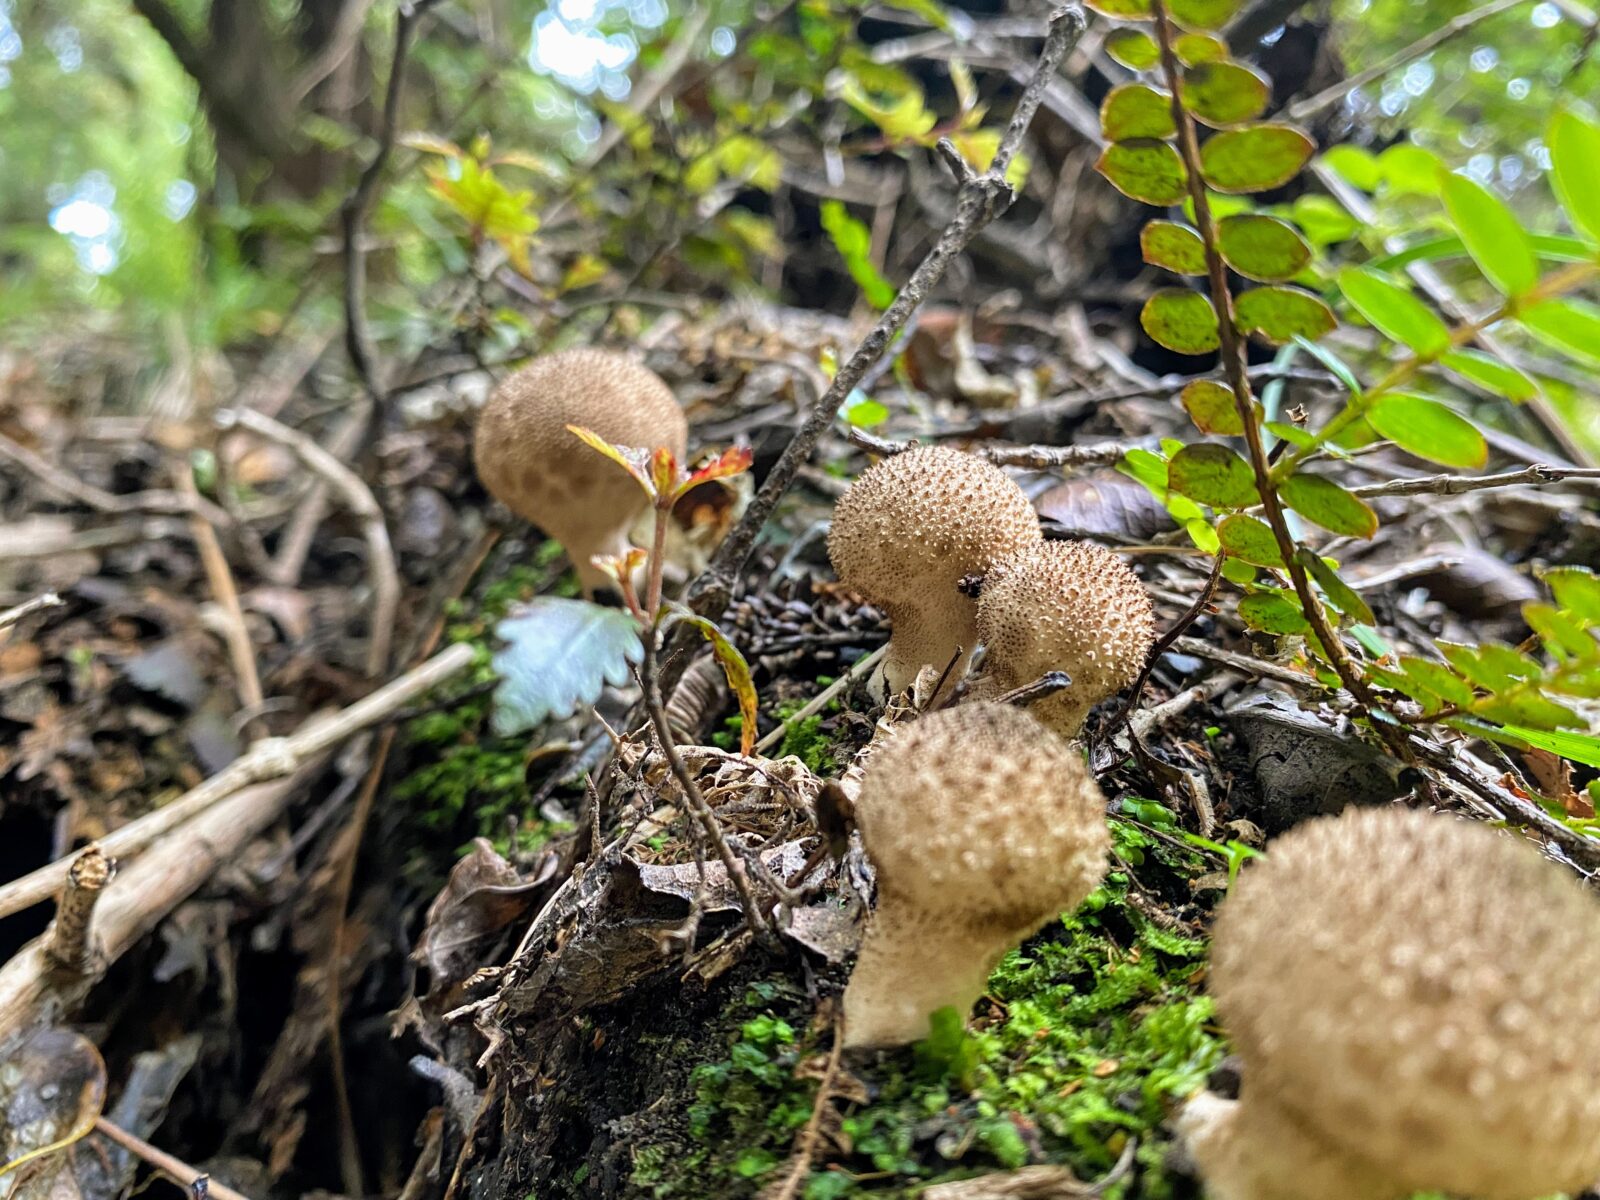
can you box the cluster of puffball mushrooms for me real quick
[476,350,1600,1200]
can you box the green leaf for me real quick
[1085,0,1153,16]
[1239,592,1310,635]
[1181,62,1269,128]
[1438,172,1538,298]
[1293,336,1362,393]
[1399,656,1476,707]
[1519,299,1600,367]
[1290,195,1357,247]
[820,200,897,310]
[1181,379,1246,434]
[1371,232,1594,273]
[491,599,644,735]
[1523,603,1600,663]
[1199,124,1315,194]
[1175,32,1228,64]
[1101,84,1176,141]
[1548,108,1600,244]
[1141,220,1208,274]
[1265,420,1317,447]
[1280,471,1378,538]
[1377,144,1444,196]
[1106,29,1160,70]
[1297,548,1375,624]
[1168,0,1239,28]
[1337,266,1449,357]
[1320,145,1381,191]
[1438,349,1537,402]
[1216,214,1311,281]
[1167,443,1259,507]
[1234,286,1336,345]
[1488,725,1600,768]
[841,392,890,428]
[1096,140,1189,206]
[1367,393,1487,469]
[1141,288,1220,354]
[1543,566,1600,623]
[1217,513,1284,566]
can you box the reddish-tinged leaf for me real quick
[568,425,657,499]
[677,446,755,499]
[664,607,759,755]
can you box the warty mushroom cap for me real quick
[843,701,1109,1049]
[827,447,1041,700]
[474,348,688,595]
[969,540,1155,738]
[1183,805,1600,1200]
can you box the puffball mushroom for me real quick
[969,540,1155,738]
[827,447,1041,700]
[1182,806,1600,1200]
[474,348,688,596]
[843,702,1109,1049]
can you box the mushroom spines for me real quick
[1206,806,1600,1198]
[973,540,1155,737]
[474,349,687,592]
[826,447,1040,599]
[854,702,1108,917]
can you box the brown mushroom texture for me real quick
[827,447,1041,700]
[843,702,1109,1049]
[474,348,687,595]
[1183,805,1600,1200]
[970,540,1155,738]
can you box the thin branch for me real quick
[846,425,1133,469]
[1154,0,1378,711]
[1287,0,1529,122]
[93,1117,254,1200]
[177,465,265,714]
[290,0,379,105]
[216,406,400,677]
[0,592,64,632]
[753,645,888,754]
[1349,463,1600,499]
[673,4,1087,660]
[0,643,475,922]
[46,846,114,972]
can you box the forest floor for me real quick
[2,291,1598,1200]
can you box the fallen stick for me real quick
[0,760,325,1045]
[0,642,475,922]
[91,1117,254,1200]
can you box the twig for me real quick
[289,0,378,105]
[760,1009,846,1200]
[46,846,114,972]
[0,761,329,1044]
[1099,553,1224,745]
[1154,0,1377,712]
[1349,463,1600,499]
[267,406,370,586]
[216,406,400,677]
[0,642,475,922]
[92,1117,254,1200]
[993,670,1074,707]
[845,425,1134,470]
[1287,0,1528,121]
[176,465,265,714]
[341,0,444,401]
[0,592,64,632]
[674,4,1088,654]
[1169,635,1319,689]
[0,433,232,526]
[754,645,889,754]
[1128,670,1245,741]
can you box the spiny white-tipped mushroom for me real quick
[844,702,1109,1049]
[1182,806,1600,1200]
[968,540,1154,738]
[827,447,1041,701]
[474,349,688,596]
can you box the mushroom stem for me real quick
[843,898,1017,1049]
[876,606,973,702]
[1179,1092,1397,1200]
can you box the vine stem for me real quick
[1150,0,1378,711]
[1274,258,1600,481]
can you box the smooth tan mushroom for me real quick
[474,349,687,596]
[843,702,1109,1049]
[827,447,1041,701]
[968,540,1155,737]
[1182,806,1600,1200]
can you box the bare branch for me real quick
[0,592,64,632]
[1350,464,1600,499]
[46,846,114,973]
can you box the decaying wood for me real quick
[45,845,114,973]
